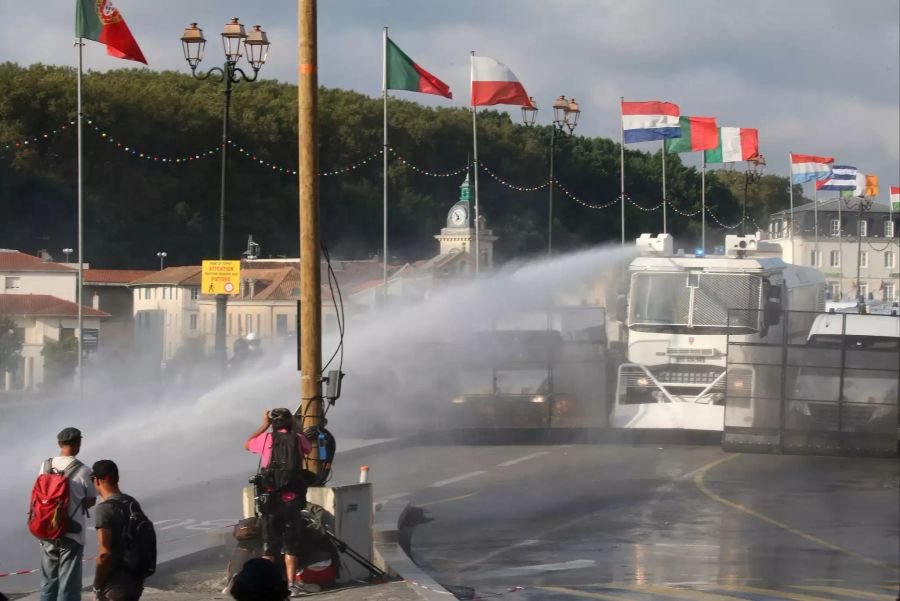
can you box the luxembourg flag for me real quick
[471,56,532,107]
[790,153,834,183]
[621,101,681,143]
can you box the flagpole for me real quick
[471,51,480,275]
[788,152,794,263]
[382,26,388,306]
[661,141,667,234]
[619,96,625,246]
[76,36,84,400]
[701,152,706,252]
[813,182,819,266]
[838,194,843,298]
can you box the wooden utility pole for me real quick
[298,0,323,470]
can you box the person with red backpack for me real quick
[30,427,96,601]
[244,408,311,596]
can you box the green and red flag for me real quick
[665,116,718,153]
[386,37,451,98]
[704,127,759,163]
[75,0,147,65]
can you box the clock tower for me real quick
[434,173,497,268]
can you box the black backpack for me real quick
[106,496,156,580]
[262,431,302,492]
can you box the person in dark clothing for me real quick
[229,558,289,601]
[244,409,311,595]
[91,460,146,601]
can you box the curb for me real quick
[373,498,455,601]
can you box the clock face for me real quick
[449,206,468,227]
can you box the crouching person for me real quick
[245,409,311,595]
[91,460,156,601]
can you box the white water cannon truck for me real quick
[612,233,826,431]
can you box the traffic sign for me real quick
[202,260,241,296]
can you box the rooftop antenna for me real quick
[242,234,261,260]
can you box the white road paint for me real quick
[429,470,487,488]
[509,559,596,572]
[497,451,550,467]
[380,492,411,502]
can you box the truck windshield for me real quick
[629,272,763,333]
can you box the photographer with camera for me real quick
[244,409,312,595]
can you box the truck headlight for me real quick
[452,396,466,404]
[531,395,546,403]
[636,377,649,387]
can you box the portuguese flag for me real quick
[386,37,451,98]
[76,0,147,65]
[665,116,718,153]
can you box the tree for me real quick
[41,334,78,387]
[0,315,22,376]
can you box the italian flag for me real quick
[385,37,451,98]
[664,116,718,153]
[890,185,899,211]
[75,0,146,64]
[471,56,532,107]
[704,127,759,163]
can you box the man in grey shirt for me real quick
[38,427,97,601]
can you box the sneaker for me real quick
[289,582,321,597]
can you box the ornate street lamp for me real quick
[521,97,538,128]
[157,251,168,271]
[180,17,270,367]
[62,248,73,263]
[523,95,582,256]
[743,153,766,235]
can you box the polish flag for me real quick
[471,55,532,107]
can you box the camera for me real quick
[248,473,263,486]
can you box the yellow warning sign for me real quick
[202,260,241,295]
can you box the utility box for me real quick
[307,484,373,583]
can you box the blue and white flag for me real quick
[816,165,857,191]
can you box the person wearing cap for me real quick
[91,460,147,601]
[244,409,312,595]
[37,427,96,601]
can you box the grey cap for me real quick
[57,427,83,444]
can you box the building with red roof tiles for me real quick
[1,249,77,302]
[0,294,109,391]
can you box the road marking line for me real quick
[614,584,747,601]
[418,493,477,508]
[509,559,595,572]
[497,451,550,467]
[715,584,845,601]
[429,470,486,487]
[792,585,897,600]
[535,586,633,601]
[380,492,411,502]
[693,454,898,571]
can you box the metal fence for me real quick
[722,309,898,457]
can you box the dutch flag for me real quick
[621,101,681,144]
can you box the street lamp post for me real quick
[62,248,73,263]
[181,19,270,367]
[522,95,581,256]
[743,154,766,235]
[156,251,168,271]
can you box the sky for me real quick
[1,0,898,195]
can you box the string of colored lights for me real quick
[0,120,75,152]
[391,149,468,177]
[0,118,778,234]
[479,162,549,191]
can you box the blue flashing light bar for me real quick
[694,248,705,257]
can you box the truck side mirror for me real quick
[765,285,782,326]
[614,294,627,323]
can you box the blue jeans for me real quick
[40,537,84,601]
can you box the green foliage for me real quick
[41,333,78,386]
[0,315,22,373]
[0,63,805,266]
